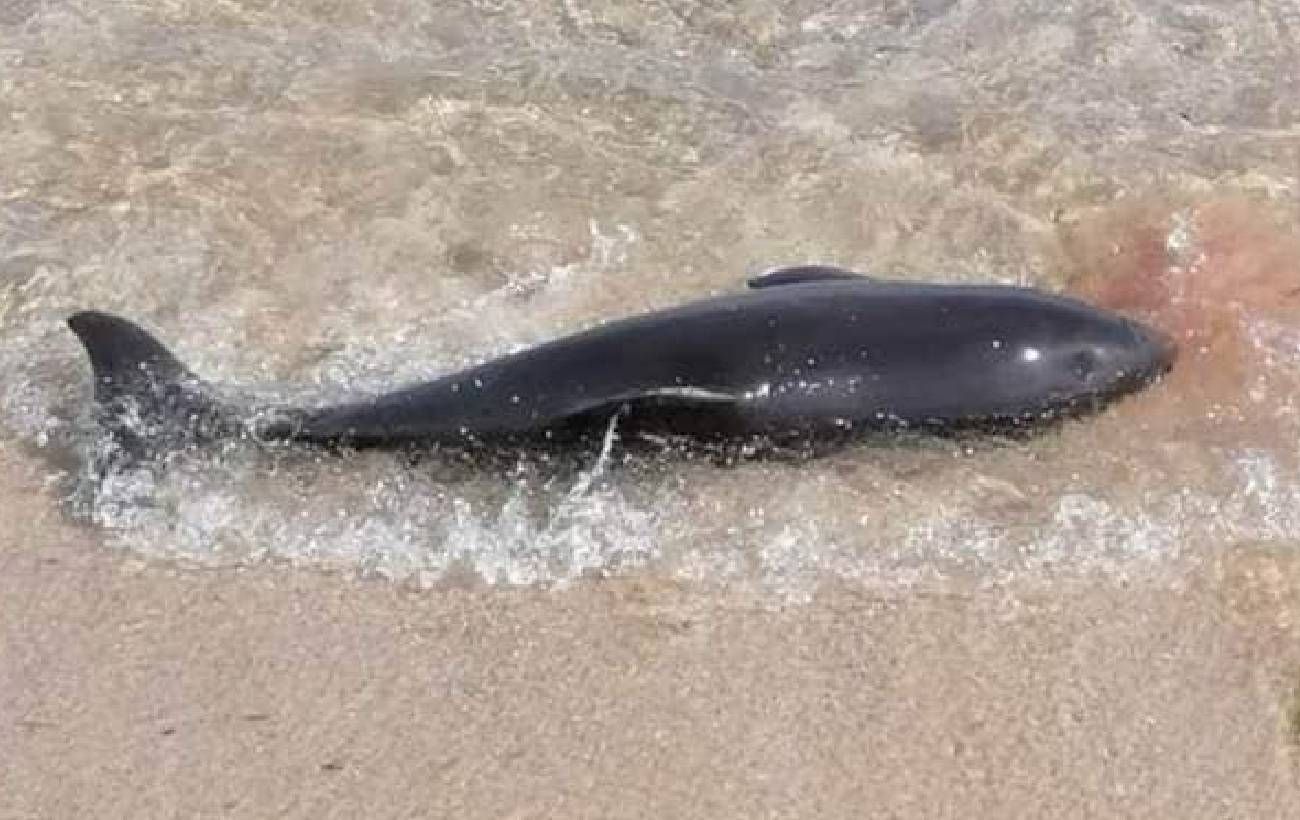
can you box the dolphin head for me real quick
[1065,315,1177,402]
[966,294,1178,423]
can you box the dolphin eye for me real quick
[1070,350,1097,379]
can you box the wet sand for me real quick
[5,446,1300,818]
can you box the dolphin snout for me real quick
[1125,318,1178,378]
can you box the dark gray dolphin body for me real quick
[67,266,1176,458]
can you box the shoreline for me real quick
[5,451,1299,818]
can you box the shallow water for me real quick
[3,0,1300,601]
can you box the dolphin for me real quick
[66,266,1176,460]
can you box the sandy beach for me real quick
[5,446,1300,817]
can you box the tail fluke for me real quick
[67,311,239,459]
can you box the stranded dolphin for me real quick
[66,266,1176,460]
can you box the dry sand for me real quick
[5,446,1300,818]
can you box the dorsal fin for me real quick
[747,265,873,289]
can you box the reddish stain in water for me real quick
[1058,197,1300,448]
